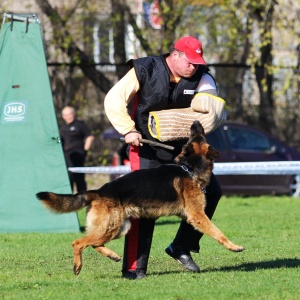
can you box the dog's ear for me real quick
[206,145,220,159]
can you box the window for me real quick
[226,127,271,151]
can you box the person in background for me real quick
[60,106,95,192]
[104,36,223,280]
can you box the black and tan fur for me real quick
[37,121,244,275]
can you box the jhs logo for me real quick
[4,103,25,117]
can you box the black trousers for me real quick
[64,150,87,192]
[122,151,222,273]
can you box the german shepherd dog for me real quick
[37,121,244,276]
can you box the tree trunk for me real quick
[111,0,129,79]
[252,3,276,133]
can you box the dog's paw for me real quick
[108,255,121,262]
[73,265,82,275]
[231,245,244,252]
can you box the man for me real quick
[104,36,223,279]
[60,106,95,192]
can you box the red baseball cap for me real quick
[174,36,206,65]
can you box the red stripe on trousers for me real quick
[126,93,141,271]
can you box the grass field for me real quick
[1,195,299,300]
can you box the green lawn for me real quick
[1,196,299,300]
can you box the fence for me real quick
[69,161,300,197]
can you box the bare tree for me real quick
[251,1,277,132]
[36,0,113,93]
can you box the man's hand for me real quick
[124,130,143,146]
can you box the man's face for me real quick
[173,50,199,78]
[62,109,75,124]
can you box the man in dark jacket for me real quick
[60,106,95,192]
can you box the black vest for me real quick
[128,55,209,162]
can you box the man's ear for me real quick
[206,145,220,159]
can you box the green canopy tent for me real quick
[0,13,79,232]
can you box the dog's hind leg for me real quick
[92,245,121,262]
[92,218,132,261]
[92,217,132,261]
[187,211,244,252]
[72,236,98,275]
[72,205,129,275]
[72,231,122,275]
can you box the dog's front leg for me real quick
[187,211,244,252]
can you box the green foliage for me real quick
[1,196,299,299]
[6,0,299,146]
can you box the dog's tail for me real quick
[36,190,98,214]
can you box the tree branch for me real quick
[36,0,113,93]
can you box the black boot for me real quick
[165,243,200,272]
[122,270,146,280]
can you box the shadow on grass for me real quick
[148,258,300,277]
[177,258,299,275]
[207,258,300,272]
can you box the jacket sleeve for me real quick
[104,68,140,135]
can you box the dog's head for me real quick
[174,121,220,168]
